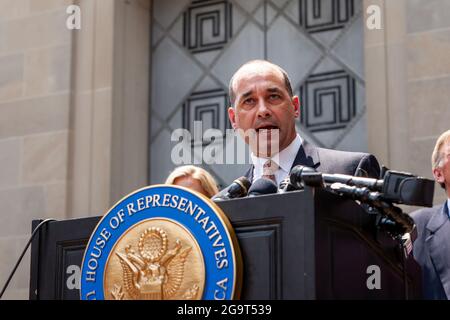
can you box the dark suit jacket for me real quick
[411,202,450,299]
[215,140,381,198]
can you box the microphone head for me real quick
[278,177,300,193]
[228,176,251,198]
[290,165,306,188]
[278,177,290,189]
[248,178,278,196]
[290,165,322,188]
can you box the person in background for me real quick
[411,130,450,300]
[165,165,219,198]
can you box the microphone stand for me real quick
[327,183,415,235]
[325,183,413,300]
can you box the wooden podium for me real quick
[29,188,421,299]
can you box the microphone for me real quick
[212,176,251,201]
[290,165,322,189]
[278,177,300,193]
[290,165,434,207]
[290,165,383,190]
[227,176,251,198]
[247,178,278,197]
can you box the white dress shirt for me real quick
[251,134,303,186]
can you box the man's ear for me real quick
[433,167,445,185]
[228,106,237,129]
[292,96,300,118]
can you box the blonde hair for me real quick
[431,130,450,189]
[165,165,219,198]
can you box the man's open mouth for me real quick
[256,125,279,132]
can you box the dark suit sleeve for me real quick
[355,154,381,179]
[410,206,449,299]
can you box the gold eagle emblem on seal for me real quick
[103,219,205,300]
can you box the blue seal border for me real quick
[80,184,243,300]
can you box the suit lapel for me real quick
[291,140,320,170]
[245,140,321,181]
[426,203,450,298]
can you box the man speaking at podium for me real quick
[217,60,380,197]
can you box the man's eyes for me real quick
[241,94,282,106]
[269,94,281,100]
[243,98,255,105]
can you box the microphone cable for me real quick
[0,218,56,299]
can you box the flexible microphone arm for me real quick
[290,166,415,235]
[329,183,415,234]
[290,165,434,207]
[290,165,383,190]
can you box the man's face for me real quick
[433,140,450,197]
[228,64,299,157]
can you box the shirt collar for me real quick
[251,134,302,172]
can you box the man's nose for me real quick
[256,100,271,118]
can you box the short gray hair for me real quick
[432,130,450,189]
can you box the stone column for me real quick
[68,0,150,217]
[0,0,73,299]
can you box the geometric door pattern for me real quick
[150,0,366,187]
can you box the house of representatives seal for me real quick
[80,185,242,300]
